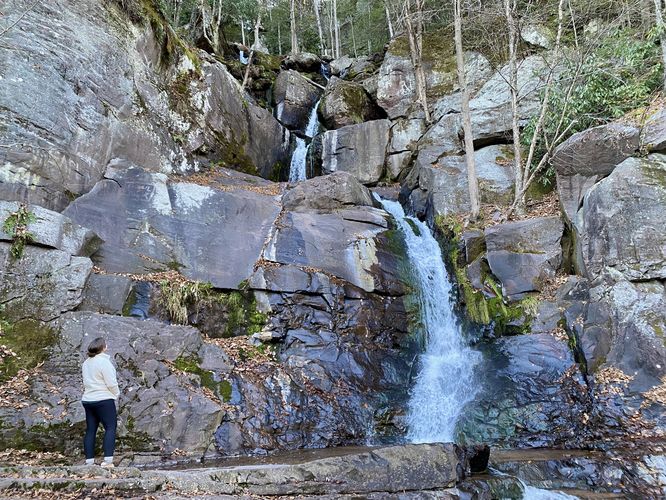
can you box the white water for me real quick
[239,50,249,65]
[288,99,321,182]
[522,484,579,500]
[377,197,481,443]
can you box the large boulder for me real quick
[552,123,639,222]
[282,52,322,73]
[318,77,384,129]
[0,201,100,256]
[574,155,666,280]
[0,244,92,322]
[318,120,390,185]
[273,70,322,132]
[63,167,282,289]
[376,35,491,119]
[282,171,374,211]
[0,0,291,211]
[485,216,564,298]
[469,55,552,144]
[641,105,666,153]
[402,144,516,217]
[0,312,227,454]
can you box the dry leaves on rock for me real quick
[642,377,666,408]
[0,449,68,467]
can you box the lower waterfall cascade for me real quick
[377,196,482,443]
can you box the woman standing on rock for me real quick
[81,337,119,467]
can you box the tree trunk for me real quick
[242,13,263,91]
[404,0,431,123]
[350,17,358,57]
[240,19,246,46]
[504,0,523,211]
[384,0,395,38]
[333,0,341,58]
[290,0,298,54]
[453,0,480,219]
[655,0,666,90]
[313,0,326,55]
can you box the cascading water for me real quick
[289,98,321,182]
[377,196,481,443]
[239,50,249,65]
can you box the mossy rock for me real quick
[0,317,58,384]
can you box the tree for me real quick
[290,0,299,53]
[453,0,480,219]
[504,0,569,218]
[654,0,666,90]
[199,0,225,54]
[404,0,431,123]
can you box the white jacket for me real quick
[81,353,120,402]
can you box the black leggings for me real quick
[82,399,117,459]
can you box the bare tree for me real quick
[242,12,263,91]
[333,0,341,58]
[404,0,431,123]
[654,0,666,89]
[290,0,299,53]
[504,0,523,211]
[384,0,395,38]
[505,0,570,218]
[453,0,480,219]
[199,0,224,55]
[313,0,326,55]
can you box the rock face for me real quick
[641,105,666,152]
[552,123,639,222]
[461,333,588,448]
[469,55,552,144]
[273,70,322,132]
[0,244,93,323]
[63,167,281,289]
[282,52,322,72]
[0,0,291,211]
[317,120,391,185]
[318,78,384,130]
[402,145,516,217]
[485,217,564,297]
[376,35,491,119]
[0,202,101,256]
[1,162,414,456]
[574,155,666,280]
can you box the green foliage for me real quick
[2,204,36,260]
[158,279,213,325]
[523,27,662,183]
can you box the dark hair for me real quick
[87,337,106,358]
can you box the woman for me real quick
[81,337,119,467]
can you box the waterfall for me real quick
[377,196,481,443]
[289,99,321,182]
[239,50,249,65]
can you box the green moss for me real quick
[437,218,531,335]
[173,355,232,402]
[213,131,259,176]
[2,203,36,260]
[0,317,58,383]
[0,421,83,454]
[121,287,138,317]
[216,291,267,337]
